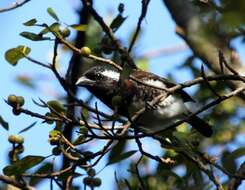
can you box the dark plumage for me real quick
[76,66,213,137]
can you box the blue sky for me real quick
[0,0,243,189]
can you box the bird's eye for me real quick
[86,72,102,81]
[94,73,103,80]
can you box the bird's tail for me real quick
[188,115,213,137]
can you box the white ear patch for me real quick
[101,70,120,81]
[144,79,166,88]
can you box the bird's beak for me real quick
[76,76,94,86]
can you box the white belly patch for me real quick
[129,95,187,132]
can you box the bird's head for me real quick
[76,66,120,97]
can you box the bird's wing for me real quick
[133,70,194,102]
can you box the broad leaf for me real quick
[29,162,53,186]
[16,75,35,89]
[20,32,49,41]
[5,45,31,65]
[23,18,37,26]
[49,22,60,33]
[47,7,59,21]
[0,115,9,131]
[3,156,45,176]
[221,151,237,173]
[73,135,86,146]
[108,141,127,163]
[70,24,87,31]
[47,100,66,114]
[107,150,137,165]
[226,147,245,161]
[110,14,127,32]
[39,23,60,36]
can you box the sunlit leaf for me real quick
[47,7,59,21]
[49,22,60,33]
[16,75,35,89]
[3,156,45,176]
[5,45,31,65]
[23,18,37,26]
[47,100,66,114]
[39,27,50,35]
[0,115,9,131]
[136,58,149,71]
[70,24,87,31]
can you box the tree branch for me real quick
[81,0,136,68]
[128,0,151,52]
[0,175,33,190]
[0,0,31,13]
[228,162,245,190]
[162,0,245,100]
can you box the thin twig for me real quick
[228,162,245,190]
[219,50,245,83]
[25,56,51,69]
[181,151,224,190]
[128,0,151,52]
[80,0,136,68]
[22,165,74,178]
[135,156,147,190]
[201,64,221,98]
[0,0,31,13]
[85,85,245,139]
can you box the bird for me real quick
[76,65,213,137]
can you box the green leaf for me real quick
[39,27,50,35]
[107,150,137,165]
[49,22,60,33]
[47,7,59,21]
[20,32,49,41]
[226,147,245,161]
[0,115,9,131]
[70,24,87,31]
[3,156,45,176]
[73,135,85,146]
[23,18,37,26]
[38,23,60,36]
[108,141,127,163]
[16,75,35,89]
[221,151,237,173]
[18,121,37,134]
[5,45,31,65]
[29,162,53,186]
[173,131,189,140]
[136,58,149,71]
[110,14,127,32]
[47,100,66,114]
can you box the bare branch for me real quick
[128,0,151,52]
[80,0,136,68]
[162,0,245,100]
[228,162,245,190]
[0,0,31,13]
